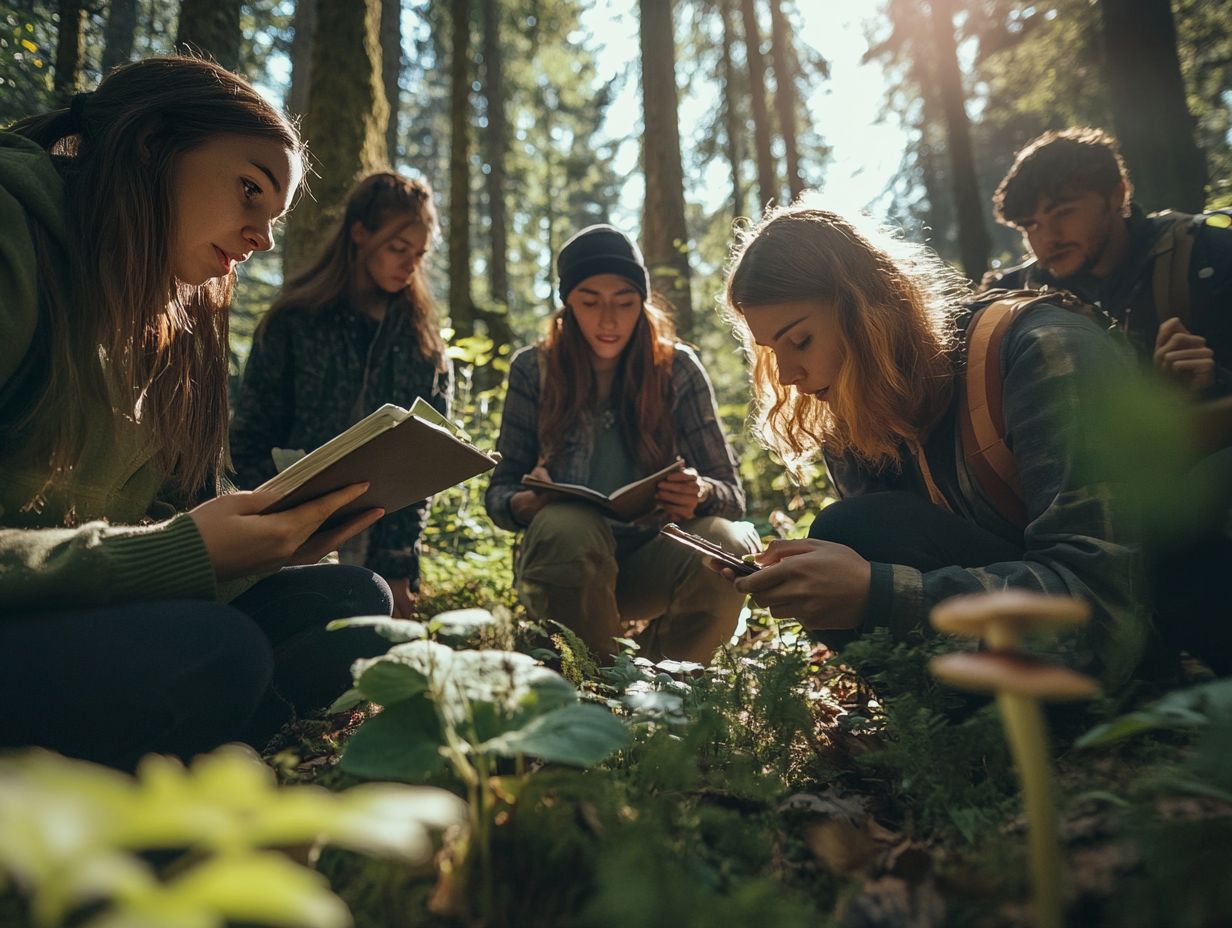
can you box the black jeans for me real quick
[806,491,1024,650]
[1152,446,1232,675]
[0,564,392,770]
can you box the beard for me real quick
[1049,202,1119,281]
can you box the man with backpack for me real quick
[984,127,1231,399]
[985,127,1231,675]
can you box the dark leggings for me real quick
[0,564,392,770]
[806,491,1023,650]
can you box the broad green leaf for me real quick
[353,652,435,706]
[478,704,628,767]
[430,607,496,637]
[327,615,430,642]
[321,784,465,859]
[93,851,349,928]
[327,687,366,714]
[341,696,448,783]
[1077,678,1232,747]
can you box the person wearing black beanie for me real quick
[484,224,758,663]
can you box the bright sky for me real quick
[580,0,908,231]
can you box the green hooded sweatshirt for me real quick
[0,132,218,611]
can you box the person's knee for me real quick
[520,503,616,584]
[321,564,393,617]
[807,493,920,560]
[682,517,761,555]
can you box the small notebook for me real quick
[520,457,684,523]
[257,398,498,527]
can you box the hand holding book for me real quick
[518,457,685,523]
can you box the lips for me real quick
[213,245,248,275]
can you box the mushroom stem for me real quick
[997,690,1062,928]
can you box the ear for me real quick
[1109,180,1128,217]
[351,221,370,247]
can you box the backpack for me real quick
[1146,208,1232,330]
[924,288,1105,530]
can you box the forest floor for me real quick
[261,533,1232,928]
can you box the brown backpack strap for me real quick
[1149,212,1196,329]
[958,293,1054,529]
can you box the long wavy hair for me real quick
[725,206,967,474]
[260,171,446,372]
[538,295,678,471]
[5,56,301,510]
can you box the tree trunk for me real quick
[176,0,241,72]
[287,0,316,119]
[926,0,990,282]
[767,0,804,200]
[719,0,745,220]
[53,0,85,103]
[480,0,510,322]
[740,0,778,211]
[101,0,138,74]
[283,0,389,275]
[381,0,402,165]
[639,0,693,336]
[1097,0,1207,212]
[448,0,475,338]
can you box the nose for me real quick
[245,220,274,253]
[598,302,619,329]
[776,356,802,387]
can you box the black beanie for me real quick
[556,224,651,304]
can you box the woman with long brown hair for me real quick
[485,224,757,663]
[0,57,393,770]
[719,205,1149,687]
[231,171,452,617]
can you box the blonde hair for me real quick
[724,205,967,474]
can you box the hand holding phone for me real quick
[659,523,760,575]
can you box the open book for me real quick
[520,457,684,523]
[257,398,498,527]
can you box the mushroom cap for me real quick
[929,650,1100,701]
[930,590,1090,639]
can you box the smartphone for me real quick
[659,523,761,575]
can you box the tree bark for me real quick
[283,0,389,275]
[176,0,241,73]
[53,0,85,103]
[740,0,778,211]
[381,0,402,165]
[448,0,475,337]
[1097,0,1207,212]
[767,0,804,200]
[101,0,138,74]
[287,0,316,119]
[719,0,745,220]
[639,0,693,335]
[480,0,510,321]
[926,0,990,282]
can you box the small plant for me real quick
[330,612,629,919]
[0,744,463,928]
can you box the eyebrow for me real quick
[773,316,808,341]
[577,286,637,296]
[249,161,283,195]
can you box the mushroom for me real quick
[929,591,1099,928]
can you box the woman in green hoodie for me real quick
[0,57,393,770]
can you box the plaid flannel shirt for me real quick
[485,343,746,533]
[826,304,1150,687]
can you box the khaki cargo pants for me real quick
[516,501,761,663]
